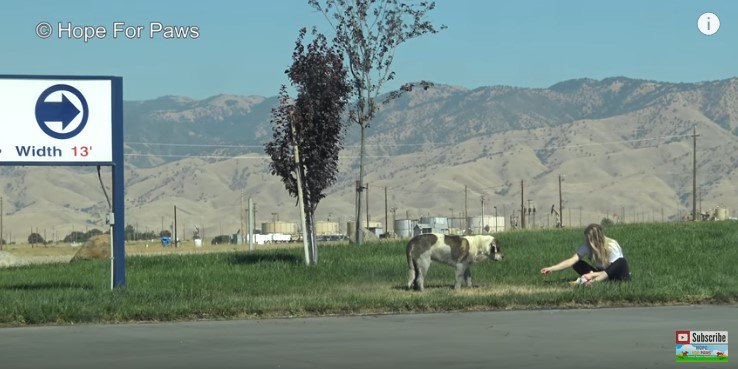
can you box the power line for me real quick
[124,129,693,151]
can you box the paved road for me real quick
[1,305,734,369]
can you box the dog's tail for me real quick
[406,241,417,290]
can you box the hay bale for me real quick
[348,228,380,244]
[71,235,110,262]
[0,251,23,268]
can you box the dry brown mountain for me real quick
[1,77,736,242]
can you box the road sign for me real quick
[0,75,125,288]
[0,78,113,163]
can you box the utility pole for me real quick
[384,186,388,237]
[173,205,178,248]
[693,126,699,221]
[558,174,564,227]
[240,190,245,244]
[366,182,370,229]
[355,180,363,245]
[520,180,526,229]
[248,197,254,251]
[480,195,486,233]
[390,207,397,235]
[464,185,468,233]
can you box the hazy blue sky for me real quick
[1,0,735,100]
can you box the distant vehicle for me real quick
[211,235,231,245]
[160,236,171,246]
[247,233,292,245]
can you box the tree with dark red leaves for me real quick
[265,28,350,265]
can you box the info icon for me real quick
[697,13,720,35]
[676,331,690,344]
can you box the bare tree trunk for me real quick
[290,119,311,266]
[355,125,366,245]
[308,211,318,265]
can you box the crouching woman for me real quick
[540,223,630,285]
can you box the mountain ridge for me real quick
[1,76,736,241]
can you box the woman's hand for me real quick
[540,267,553,274]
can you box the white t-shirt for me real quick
[576,238,624,269]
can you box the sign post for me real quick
[0,75,125,288]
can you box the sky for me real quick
[1,0,736,100]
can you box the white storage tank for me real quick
[262,221,297,235]
[394,219,417,238]
[420,216,449,234]
[315,221,340,235]
[467,215,505,234]
[715,207,729,220]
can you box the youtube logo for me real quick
[676,331,690,344]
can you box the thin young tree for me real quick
[265,28,351,265]
[309,0,445,244]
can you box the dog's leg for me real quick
[416,256,431,292]
[407,259,417,290]
[463,267,472,287]
[454,263,466,290]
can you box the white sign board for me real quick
[0,79,112,163]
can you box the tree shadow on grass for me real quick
[391,283,457,291]
[0,282,94,291]
[230,252,303,265]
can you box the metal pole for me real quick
[240,190,245,244]
[464,185,468,233]
[519,185,524,229]
[248,197,254,251]
[558,174,563,227]
[693,126,698,221]
[365,183,370,229]
[111,77,126,288]
[174,206,178,248]
[384,186,388,237]
[480,195,485,234]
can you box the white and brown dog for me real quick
[406,233,503,291]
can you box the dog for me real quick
[406,233,503,291]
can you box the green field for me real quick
[1,221,736,326]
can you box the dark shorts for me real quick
[572,258,631,281]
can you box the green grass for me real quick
[1,221,737,326]
[676,356,729,362]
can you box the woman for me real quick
[540,223,630,285]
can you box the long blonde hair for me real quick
[584,224,613,267]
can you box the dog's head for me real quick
[488,237,504,261]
